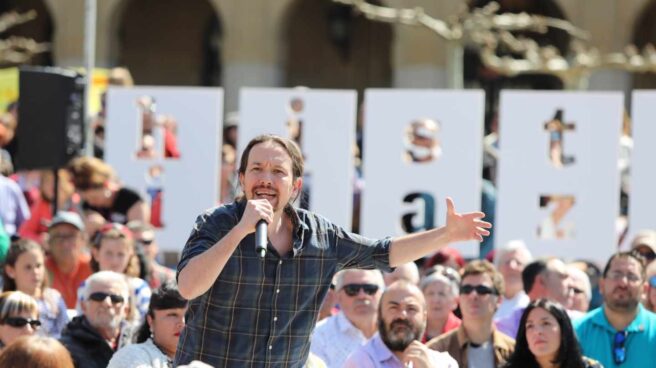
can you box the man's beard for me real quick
[606,287,640,312]
[91,311,123,331]
[378,317,425,352]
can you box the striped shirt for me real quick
[174,201,392,368]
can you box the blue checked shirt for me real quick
[174,201,393,368]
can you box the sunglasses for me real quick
[88,292,125,304]
[460,284,498,296]
[3,317,41,329]
[341,283,380,297]
[613,331,627,365]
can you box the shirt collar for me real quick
[371,334,403,365]
[595,304,650,333]
[336,311,360,334]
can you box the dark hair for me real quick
[0,336,74,368]
[602,251,646,280]
[3,239,47,292]
[135,280,187,343]
[504,299,586,368]
[522,260,548,294]
[461,260,505,297]
[238,134,304,180]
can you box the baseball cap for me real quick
[48,211,85,232]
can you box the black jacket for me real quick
[59,316,115,368]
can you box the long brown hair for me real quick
[2,239,48,293]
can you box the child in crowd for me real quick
[2,239,68,338]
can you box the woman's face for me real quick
[93,238,132,274]
[149,307,186,357]
[423,280,457,323]
[0,311,39,346]
[526,307,561,361]
[6,249,45,295]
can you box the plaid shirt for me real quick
[174,201,392,368]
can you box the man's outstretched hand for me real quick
[445,197,492,242]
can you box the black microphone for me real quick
[255,219,267,259]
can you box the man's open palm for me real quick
[445,197,492,242]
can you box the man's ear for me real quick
[4,265,15,280]
[293,177,303,197]
[238,172,245,190]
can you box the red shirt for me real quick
[46,254,92,309]
[422,312,462,343]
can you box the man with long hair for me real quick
[175,134,491,367]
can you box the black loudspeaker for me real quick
[15,67,85,171]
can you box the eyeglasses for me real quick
[341,283,380,297]
[459,284,498,296]
[613,331,627,365]
[607,271,642,283]
[88,292,125,304]
[3,317,41,329]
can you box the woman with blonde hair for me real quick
[68,156,149,224]
[0,291,40,349]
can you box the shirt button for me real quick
[269,345,272,350]
[279,260,282,265]
[274,317,278,322]
[276,289,280,293]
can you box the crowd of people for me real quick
[1,83,656,368]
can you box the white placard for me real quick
[105,86,222,252]
[360,89,485,257]
[495,91,622,264]
[627,91,656,245]
[238,88,356,230]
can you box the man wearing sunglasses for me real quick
[59,271,130,368]
[311,269,385,367]
[428,260,515,368]
[574,251,656,368]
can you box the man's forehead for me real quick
[249,142,292,163]
[462,273,492,285]
[344,271,379,284]
[89,280,125,294]
[49,223,79,234]
[609,257,641,272]
[383,287,424,305]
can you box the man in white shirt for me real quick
[310,269,385,367]
[493,240,532,320]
